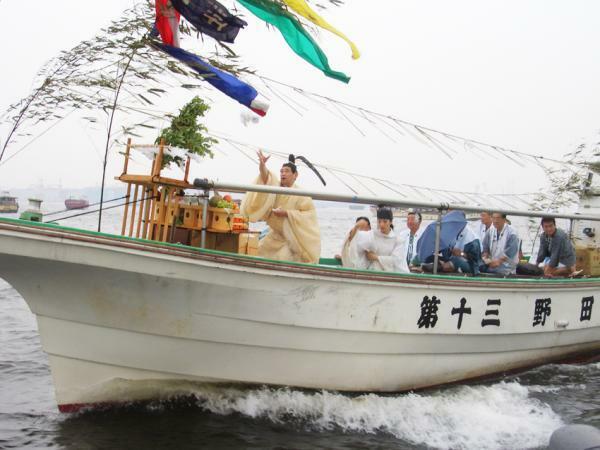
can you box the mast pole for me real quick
[98,51,136,232]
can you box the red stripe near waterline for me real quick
[58,401,114,413]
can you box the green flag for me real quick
[237,0,350,83]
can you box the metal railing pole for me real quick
[192,178,600,222]
[201,188,209,249]
[569,218,574,240]
[433,209,443,274]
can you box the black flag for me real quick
[171,0,248,43]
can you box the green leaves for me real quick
[155,96,218,168]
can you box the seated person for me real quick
[480,212,519,275]
[423,258,469,274]
[400,211,424,267]
[346,207,409,273]
[451,224,482,275]
[471,211,493,251]
[337,216,371,265]
[535,216,580,277]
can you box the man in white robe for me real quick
[346,207,409,273]
[241,151,321,264]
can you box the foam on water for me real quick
[177,381,563,450]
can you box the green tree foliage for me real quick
[155,97,217,168]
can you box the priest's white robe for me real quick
[241,170,321,264]
[346,229,409,273]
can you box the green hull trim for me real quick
[19,211,43,222]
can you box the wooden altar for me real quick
[116,139,258,255]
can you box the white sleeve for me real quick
[355,231,375,252]
[378,236,409,273]
[347,231,372,269]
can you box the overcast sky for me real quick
[1,0,599,197]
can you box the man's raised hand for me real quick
[257,150,270,184]
[257,150,270,166]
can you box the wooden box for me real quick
[182,205,203,229]
[189,231,259,255]
[170,227,191,245]
[576,247,600,276]
[190,231,236,252]
[238,232,259,256]
[208,207,234,232]
[154,201,165,221]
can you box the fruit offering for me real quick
[216,199,236,209]
[209,193,239,209]
[208,194,222,207]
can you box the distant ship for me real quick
[0,192,19,213]
[64,197,89,210]
[348,204,366,210]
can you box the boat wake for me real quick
[104,380,563,450]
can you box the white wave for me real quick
[527,383,587,393]
[527,385,562,393]
[556,362,600,372]
[188,381,563,450]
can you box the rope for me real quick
[207,131,539,204]
[256,75,580,169]
[43,195,129,217]
[44,195,154,223]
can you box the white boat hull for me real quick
[0,219,599,411]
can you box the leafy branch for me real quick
[155,96,218,168]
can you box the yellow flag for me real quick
[282,0,360,59]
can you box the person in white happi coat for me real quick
[451,223,483,275]
[470,211,493,251]
[400,211,424,267]
[346,207,409,273]
[481,212,520,275]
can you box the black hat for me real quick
[282,154,298,173]
[283,154,327,186]
[376,207,393,221]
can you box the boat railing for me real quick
[192,179,600,274]
[192,178,600,222]
[115,140,600,274]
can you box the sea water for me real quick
[0,203,598,449]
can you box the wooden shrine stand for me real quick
[116,139,258,255]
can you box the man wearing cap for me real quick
[347,207,409,273]
[241,150,321,264]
